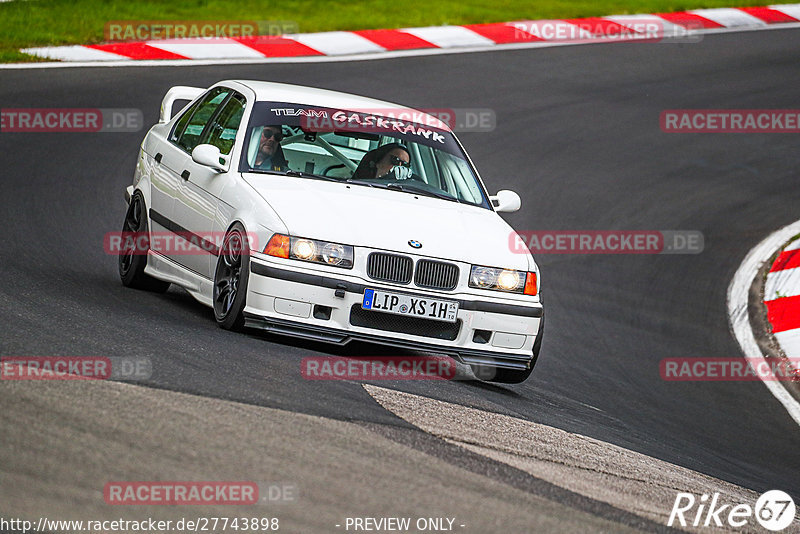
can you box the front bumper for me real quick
[244,256,544,370]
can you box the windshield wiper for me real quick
[385,183,460,203]
[344,179,388,189]
[248,169,342,182]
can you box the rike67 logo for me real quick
[668,490,796,531]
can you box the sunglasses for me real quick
[262,129,283,141]
[389,155,411,168]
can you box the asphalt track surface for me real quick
[2,27,800,532]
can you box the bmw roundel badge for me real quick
[408,240,422,249]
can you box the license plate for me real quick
[362,289,458,323]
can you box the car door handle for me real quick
[154,153,163,163]
[181,170,190,180]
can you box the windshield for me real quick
[239,102,490,208]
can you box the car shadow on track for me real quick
[141,285,526,397]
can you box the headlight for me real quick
[497,269,521,291]
[469,265,538,295]
[292,239,316,260]
[321,242,348,266]
[470,266,497,288]
[265,234,353,269]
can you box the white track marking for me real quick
[400,26,495,48]
[776,329,800,357]
[20,45,131,62]
[288,31,385,55]
[690,7,769,27]
[765,267,800,300]
[364,384,758,526]
[148,39,266,59]
[603,14,688,38]
[771,4,800,20]
[727,220,800,427]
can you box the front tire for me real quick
[471,363,534,384]
[213,223,250,331]
[118,192,170,293]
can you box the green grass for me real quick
[1,0,797,62]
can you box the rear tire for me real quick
[213,223,250,331]
[118,192,170,293]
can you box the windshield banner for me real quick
[247,102,463,155]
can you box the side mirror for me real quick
[191,144,227,172]
[490,190,521,213]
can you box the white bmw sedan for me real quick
[120,80,543,383]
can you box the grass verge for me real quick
[1,0,798,62]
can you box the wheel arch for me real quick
[222,205,288,258]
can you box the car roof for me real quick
[231,80,452,132]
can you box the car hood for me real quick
[243,173,530,270]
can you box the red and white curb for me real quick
[765,237,800,358]
[728,220,800,427]
[18,4,800,62]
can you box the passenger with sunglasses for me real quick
[254,125,289,171]
[352,143,412,181]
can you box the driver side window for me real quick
[201,94,246,156]
[170,87,230,153]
